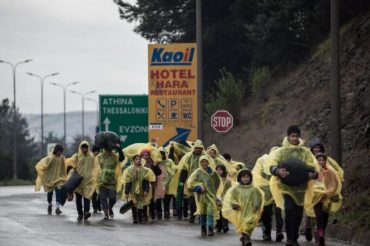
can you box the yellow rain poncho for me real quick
[307,163,342,217]
[96,150,122,191]
[35,152,66,192]
[207,144,234,174]
[186,156,221,219]
[65,141,100,200]
[164,141,192,164]
[252,154,274,206]
[122,164,156,209]
[327,156,344,181]
[264,137,320,212]
[222,169,264,234]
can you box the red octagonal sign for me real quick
[211,110,234,133]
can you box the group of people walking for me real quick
[35,125,343,246]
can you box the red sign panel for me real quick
[211,110,233,133]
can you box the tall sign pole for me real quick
[196,0,203,140]
[330,0,342,164]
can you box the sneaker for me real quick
[276,232,284,242]
[305,228,313,241]
[164,212,170,220]
[240,233,251,246]
[223,225,229,233]
[201,226,207,236]
[263,232,272,241]
[109,209,114,219]
[47,205,52,215]
[77,214,83,221]
[216,226,222,233]
[93,209,98,214]
[208,226,214,236]
[55,208,62,215]
[189,216,195,223]
[84,212,91,220]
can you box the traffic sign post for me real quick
[211,110,234,153]
[99,95,148,147]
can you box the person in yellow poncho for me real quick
[187,155,221,236]
[303,137,345,242]
[155,147,178,220]
[123,154,156,224]
[222,169,264,246]
[222,153,246,180]
[252,149,284,242]
[177,139,205,222]
[140,148,162,222]
[264,125,320,246]
[35,144,66,215]
[66,141,100,221]
[310,153,342,246]
[207,144,232,171]
[96,144,125,220]
[215,164,232,233]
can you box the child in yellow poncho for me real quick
[311,153,342,246]
[35,144,66,215]
[187,155,221,236]
[66,141,100,221]
[215,164,232,233]
[222,169,264,246]
[123,154,156,224]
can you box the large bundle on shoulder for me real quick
[95,131,120,150]
[278,158,315,186]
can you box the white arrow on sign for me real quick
[103,117,111,131]
[120,135,128,143]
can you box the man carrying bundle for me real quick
[264,125,320,246]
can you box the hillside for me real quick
[205,13,370,230]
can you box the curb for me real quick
[326,224,370,245]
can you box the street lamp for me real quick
[70,90,97,138]
[26,72,59,155]
[85,97,99,133]
[50,81,79,148]
[0,58,33,179]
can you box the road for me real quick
[0,186,351,246]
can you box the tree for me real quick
[0,99,38,180]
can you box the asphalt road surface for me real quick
[0,186,351,246]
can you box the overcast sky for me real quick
[0,0,148,114]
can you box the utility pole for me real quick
[0,58,33,179]
[26,72,59,156]
[196,0,203,140]
[330,0,342,164]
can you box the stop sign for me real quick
[211,110,234,133]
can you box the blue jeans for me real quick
[200,214,214,227]
[47,187,62,205]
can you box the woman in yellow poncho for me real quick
[187,155,221,236]
[96,144,125,220]
[222,153,246,181]
[222,169,264,246]
[215,164,232,233]
[304,138,344,241]
[207,144,235,173]
[35,144,66,215]
[309,153,342,246]
[263,125,320,246]
[123,154,156,224]
[66,141,100,221]
[155,147,178,220]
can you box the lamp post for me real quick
[70,90,97,138]
[50,81,79,148]
[85,97,99,133]
[0,58,33,179]
[196,0,203,140]
[26,72,59,155]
